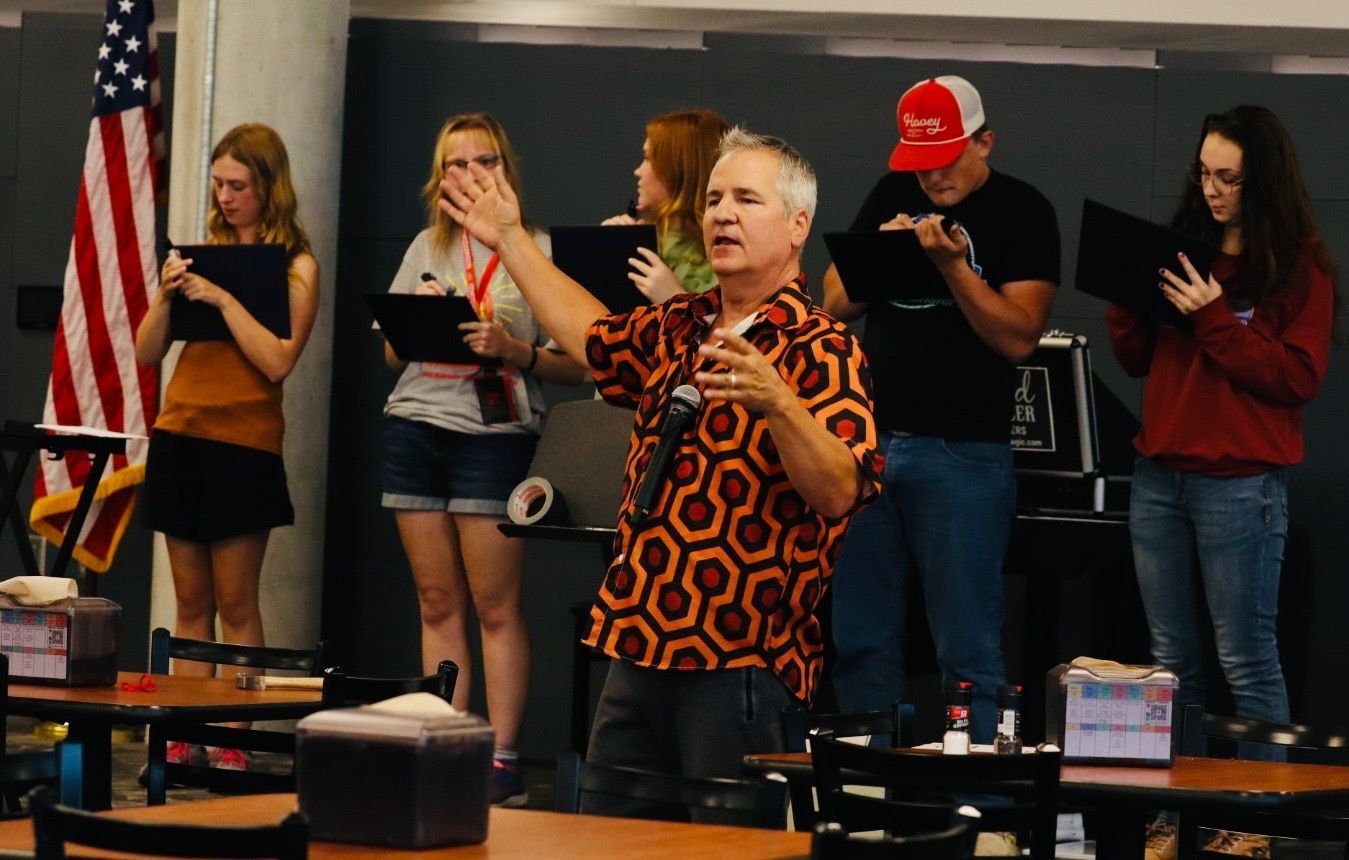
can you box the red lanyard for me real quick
[461,230,498,321]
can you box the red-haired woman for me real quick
[603,109,731,302]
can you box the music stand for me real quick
[0,421,130,593]
[497,398,630,751]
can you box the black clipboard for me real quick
[824,230,951,304]
[550,224,658,314]
[1075,199,1219,326]
[169,243,291,341]
[364,293,493,365]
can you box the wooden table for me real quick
[0,793,811,858]
[745,750,1349,859]
[7,672,323,811]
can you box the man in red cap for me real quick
[824,75,1060,741]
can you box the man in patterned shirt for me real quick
[442,128,881,820]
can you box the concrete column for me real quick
[150,0,348,650]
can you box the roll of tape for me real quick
[506,476,569,526]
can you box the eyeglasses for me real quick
[1187,163,1244,194]
[444,154,502,172]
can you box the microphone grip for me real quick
[630,430,682,525]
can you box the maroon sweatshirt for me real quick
[1106,248,1334,476]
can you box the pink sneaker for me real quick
[208,747,254,771]
[166,742,206,766]
[489,758,528,807]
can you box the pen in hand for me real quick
[418,272,447,297]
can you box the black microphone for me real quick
[630,384,702,526]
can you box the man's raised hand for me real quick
[438,161,521,251]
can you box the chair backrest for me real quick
[554,751,787,829]
[810,811,979,860]
[29,787,308,859]
[144,628,329,805]
[320,660,458,708]
[149,627,329,676]
[810,733,1061,860]
[1178,705,1349,849]
[1180,704,1349,759]
[0,655,60,816]
[782,702,915,754]
[780,703,915,829]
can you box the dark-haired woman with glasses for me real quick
[1107,106,1338,750]
[378,113,586,806]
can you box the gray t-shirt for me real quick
[382,228,553,435]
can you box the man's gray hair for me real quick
[716,127,817,220]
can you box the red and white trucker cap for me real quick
[888,76,985,171]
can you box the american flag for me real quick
[29,0,164,572]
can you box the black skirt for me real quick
[141,429,294,543]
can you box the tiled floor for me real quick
[4,716,555,810]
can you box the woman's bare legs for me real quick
[166,536,216,678]
[397,509,473,712]
[457,513,528,750]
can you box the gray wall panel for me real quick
[0,27,18,176]
[341,34,701,241]
[1287,200,1349,722]
[1157,69,1349,199]
[13,13,100,285]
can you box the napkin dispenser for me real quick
[0,595,119,686]
[1045,658,1178,767]
[296,702,493,848]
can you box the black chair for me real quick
[554,750,788,828]
[810,808,980,860]
[319,660,458,708]
[145,627,330,805]
[1178,704,1349,856]
[810,732,1061,860]
[781,702,915,829]
[0,654,60,816]
[28,785,308,859]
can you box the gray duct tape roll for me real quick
[506,476,570,526]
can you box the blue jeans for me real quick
[832,433,1015,743]
[1130,457,1290,757]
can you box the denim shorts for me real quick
[380,415,537,515]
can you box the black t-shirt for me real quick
[849,169,1060,441]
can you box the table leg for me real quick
[1092,807,1147,860]
[62,719,113,810]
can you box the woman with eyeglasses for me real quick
[1107,106,1338,746]
[602,109,731,302]
[378,113,586,806]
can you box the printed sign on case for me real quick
[1010,366,1056,452]
[0,609,69,680]
[1062,682,1173,763]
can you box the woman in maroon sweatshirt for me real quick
[1107,105,1338,747]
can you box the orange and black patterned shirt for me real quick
[581,278,882,703]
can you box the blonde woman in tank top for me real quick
[135,123,319,771]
